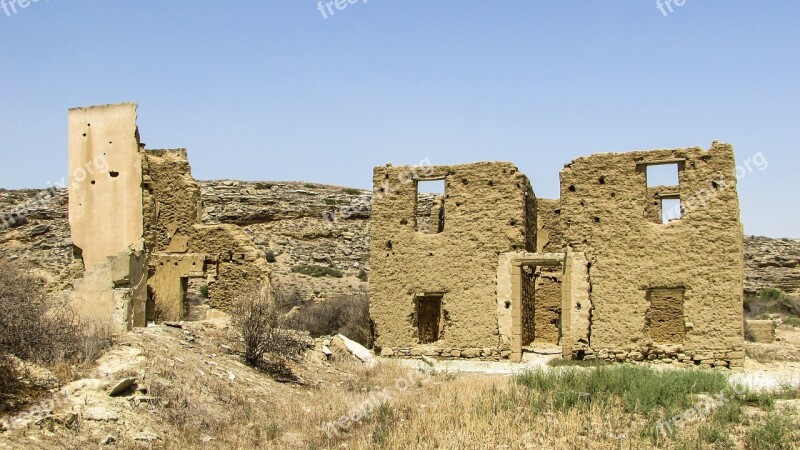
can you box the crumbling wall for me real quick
[532,273,561,344]
[560,142,744,368]
[370,162,535,359]
[68,103,144,271]
[534,198,564,345]
[142,150,270,319]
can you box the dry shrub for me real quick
[745,288,800,318]
[284,291,372,347]
[0,259,113,385]
[0,351,19,397]
[0,261,81,364]
[231,283,308,375]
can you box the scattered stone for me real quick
[132,428,160,442]
[108,377,137,397]
[100,435,116,445]
[82,407,118,422]
[334,334,375,366]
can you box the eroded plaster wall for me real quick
[370,162,535,359]
[68,103,144,271]
[68,103,147,332]
[559,143,744,367]
[142,150,270,319]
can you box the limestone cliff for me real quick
[1,186,797,299]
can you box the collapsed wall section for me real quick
[369,162,535,359]
[142,150,270,320]
[559,142,744,368]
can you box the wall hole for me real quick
[646,163,680,187]
[416,179,445,234]
[661,198,683,223]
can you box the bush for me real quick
[357,269,368,282]
[0,351,19,398]
[273,286,305,313]
[254,182,273,190]
[342,188,362,196]
[0,260,84,364]
[231,284,308,373]
[265,250,277,263]
[285,292,372,347]
[290,265,343,278]
[199,284,209,299]
[745,289,800,318]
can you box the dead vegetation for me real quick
[275,286,373,347]
[0,259,113,407]
[230,283,309,377]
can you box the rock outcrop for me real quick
[2,186,798,300]
[744,236,800,295]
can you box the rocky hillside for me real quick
[1,185,799,298]
[745,236,800,295]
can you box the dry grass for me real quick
[0,259,113,405]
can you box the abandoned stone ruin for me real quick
[369,147,745,368]
[68,102,744,368]
[68,103,270,332]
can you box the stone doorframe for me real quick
[504,251,591,362]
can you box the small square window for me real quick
[647,164,679,187]
[661,198,682,223]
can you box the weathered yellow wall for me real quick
[68,103,143,271]
[68,103,147,332]
[560,143,744,367]
[370,162,535,358]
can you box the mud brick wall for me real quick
[143,150,269,318]
[559,143,744,367]
[370,162,535,354]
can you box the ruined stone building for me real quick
[65,102,745,368]
[370,143,745,368]
[68,103,270,332]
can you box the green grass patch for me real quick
[290,265,343,278]
[547,358,610,368]
[514,365,728,415]
[342,188,362,195]
[254,182,273,190]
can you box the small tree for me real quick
[231,284,307,371]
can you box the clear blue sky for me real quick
[1,1,798,237]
